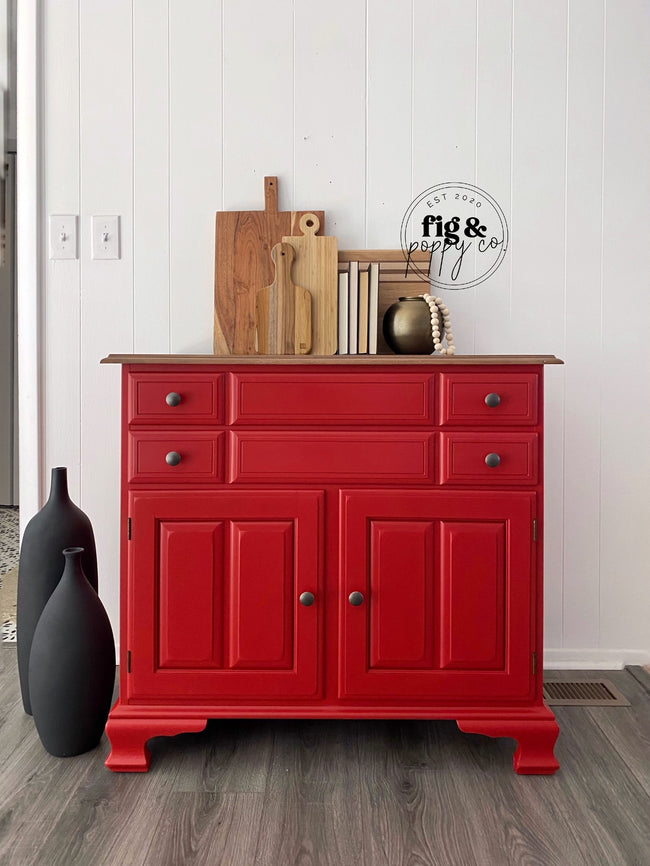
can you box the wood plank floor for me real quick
[1,648,648,866]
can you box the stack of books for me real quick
[337,262,380,354]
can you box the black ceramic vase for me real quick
[17,467,98,714]
[29,547,115,757]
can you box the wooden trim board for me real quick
[102,354,563,365]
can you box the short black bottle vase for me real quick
[29,547,115,757]
[17,467,98,714]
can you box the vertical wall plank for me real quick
[294,0,366,245]
[510,2,567,353]
[599,0,650,653]
[366,0,413,248]
[169,0,222,354]
[562,0,604,651]
[474,0,512,355]
[79,0,133,634]
[42,0,81,499]
[133,0,170,353]
[412,0,478,352]
[510,1,568,651]
[221,0,293,210]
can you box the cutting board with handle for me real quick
[282,213,338,355]
[256,243,312,355]
[214,177,324,354]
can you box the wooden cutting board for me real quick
[282,213,338,355]
[214,177,324,354]
[256,243,312,355]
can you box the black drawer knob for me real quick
[485,393,501,408]
[166,451,182,466]
[485,453,501,468]
[299,592,315,607]
[166,392,182,407]
[349,591,364,606]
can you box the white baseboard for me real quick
[543,649,650,670]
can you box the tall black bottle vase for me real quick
[29,547,115,757]
[17,467,98,714]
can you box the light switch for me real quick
[49,215,78,259]
[91,215,121,260]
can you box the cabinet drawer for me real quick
[229,431,435,483]
[128,373,223,425]
[440,433,538,485]
[439,373,538,426]
[228,372,435,425]
[128,431,225,483]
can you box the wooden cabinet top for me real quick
[101,353,563,366]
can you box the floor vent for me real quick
[544,679,630,706]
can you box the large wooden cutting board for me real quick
[282,213,338,355]
[214,177,324,354]
[256,243,312,355]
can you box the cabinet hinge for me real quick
[532,651,537,676]
[127,650,132,673]
[128,517,132,540]
[532,519,538,542]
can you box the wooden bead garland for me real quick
[420,294,456,356]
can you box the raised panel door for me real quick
[339,489,535,701]
[127,489,323,701]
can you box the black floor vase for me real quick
[29,547,115,757]
[17,467,98,714]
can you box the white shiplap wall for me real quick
[38,0,650,666]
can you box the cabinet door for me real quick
[127,490,322,701]
[340,490,535,701]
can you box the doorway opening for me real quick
[1,0,19,642]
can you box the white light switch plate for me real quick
[91,215,121,260]
[49,215,78,259]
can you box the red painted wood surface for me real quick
[439,521,505,669]
[128,431,224,483]
[158,520,224,668]
[228,520,294,669]
[457,706,560,774]
[228,371,435,425]
[439,432,538,485]
[369,521,435,669]
[106,360,558,776]
[228,430,435,483]
[128,372,223,425]
[439,372,538,426]
[127,489,322,700]
[339,489,534,700]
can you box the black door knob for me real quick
[485,393,501,408]
[349,591,364,606]
[485,453,501,468]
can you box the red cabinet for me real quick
[103,356,561,775]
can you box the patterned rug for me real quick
[1,565,17,641]
[0,506,19,642]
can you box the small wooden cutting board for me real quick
[256,243,312,355]
[282,213,338,355]
[214,177,324,355]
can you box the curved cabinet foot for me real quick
[105,710,208,772]
[457,706,560,775]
